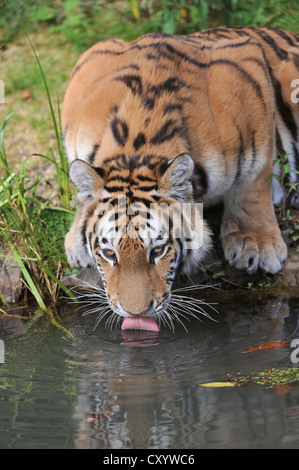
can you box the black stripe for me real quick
[158,160,169,176]
[271,73,297,142]
[105,185,125,193]
[210,58,265,106]
[267,28,297,47]
[133,132,146,150]
[143,76,188,109]
[93,235,99,251]
[88,144,100,165]
[81,220,87,248]
[150,119,182,145]
[242,56,269,81]
[210,31,231,39]
[70,39,265,107]
[235,130,245,182]
[102,197,122,207]
[120,63,140,71]
[160,43,265,106]
[111,117,129,146]
[114,74,143,95]
[94,166,105,178]
[137,185,157,192]
[250,131,257,170]
[290,31,299,43]
[192,162,208,197]
[252,28,288,60]
[293,53,299,72]
[158,76,188,93]
[139,154,165,170]
[136,174,156,182]
[164,103,183,114]
[108,175,130,183]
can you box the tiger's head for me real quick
[65,153,211,330]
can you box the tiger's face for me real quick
[65,153,211,331]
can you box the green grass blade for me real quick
[5,237,48,313]
[27,35,70,211]
[0,112,14,177]
[36,259,78,301]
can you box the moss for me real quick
[228,368,299,389]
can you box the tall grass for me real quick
[0,40,77,325]
[28,34,71,212]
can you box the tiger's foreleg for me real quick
[220,160,287,274]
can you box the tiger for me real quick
[62,26,299,331]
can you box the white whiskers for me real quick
[66,280,115,330]
[157,283,219,333]
[66,280,218,332]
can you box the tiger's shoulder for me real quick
[62,26,299,168]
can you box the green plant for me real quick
[279,209,299,252]
[133,0,299,35]
[1,1,298,52]
[0,113,76,304]
[269,152,299,216]
[0,34,80,317]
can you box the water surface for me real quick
[0,289,299,449]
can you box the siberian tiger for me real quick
[62,26,299,331]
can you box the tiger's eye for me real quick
[101,249,117,263]
[103,249,115,257]
[151,245,165,258]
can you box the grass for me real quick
[0,114,75,299]
[0,41,77,320]
[1,1,298,49]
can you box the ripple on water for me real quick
[1,293,299,449]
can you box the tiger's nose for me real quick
[123,300,154,317]
[126,309,147,317]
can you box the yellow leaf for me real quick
[131,0,140,21]
[198,382,236,387]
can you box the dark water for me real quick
[0,289,299,449]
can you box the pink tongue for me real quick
[121,317,159,332]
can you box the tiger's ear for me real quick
[158,153,194,202]
[69,159,105,202]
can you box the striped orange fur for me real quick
[62,27,299,327]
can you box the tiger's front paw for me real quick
[222,231,287,274]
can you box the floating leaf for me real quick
[85,411,113,422]
[274,384,293,396]
[198,382,237,388]
[241,340,289,354]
